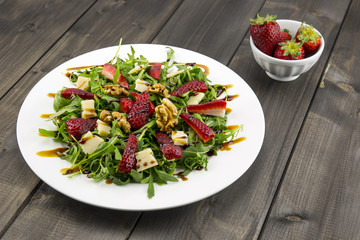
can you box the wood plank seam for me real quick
[0,181,43,238]
[0,0,99,103]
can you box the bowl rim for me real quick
[250,19,325,64]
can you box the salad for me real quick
[39,42,241,198]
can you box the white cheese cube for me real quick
[135,148,158,172]
[81,100,96,119]
[128,64,145,74]
[76,76,91,90]
[171,131,188,146]
[187,92,205,105]
[79,131,104,154]
[96,120,111,137]
[135,79,150,92]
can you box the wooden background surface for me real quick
[1,0,359,239]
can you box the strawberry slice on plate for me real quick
[186,100,227,118]
[101,63,129,89]
[171,80,208,97]
[180,113,215,143]
[127,101,149,130]
[119,98,135,113]
[118,134,137,173]
[136,91,155,117]
[148,63,162,79]
[61,88,95,100]
[66,118,97,140]
[156,132,182,160]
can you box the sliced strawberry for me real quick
[156,132,182,160]
[130,91,141,101]
[61,88,95,100]
[117,74,129,90]
[102,63,129,89]
[101,63,116,80]
[148,63,162,79]
[119,98,135,113]
[136,91,155,117]
[179,113,215,143]
[118,134,137,173]
[66,118,97,140]
[171,80,208,97]
[186,100,227,118]
[156,132,173,145]
[160,143,183,160]
[127,101,149,130]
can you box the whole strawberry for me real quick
[295,23,321,54]
[273,40,305,60]
[250,13,281,55]
[278,29,291,43]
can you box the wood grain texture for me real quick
[259,0,360,238]
[130,0,351,239]
[0,0,182,238]
[2,185,140,240]
[0,0,96,99]
[153,0,265,64]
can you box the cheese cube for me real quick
[76,76,91,90]
[79,131,104,154]
[96,120,111,137]
[171,131,188,146]
[81,100,97,118]
[135,79,150,92]
[187,92,205,105]
[135,148,158,172]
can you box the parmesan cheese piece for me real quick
[135,79,150,92]
[135,148,158,172]
[79,131,104,154]
[187,92,205,105]
[81,100,96,119]
[96,120,111,137]
[76,76,91,90]
[171,131,188,146]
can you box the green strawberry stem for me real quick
[250,13,277,25]
[279,40,302,58]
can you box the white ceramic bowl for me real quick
[250,19,325,82]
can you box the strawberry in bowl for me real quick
[249,16,325,82]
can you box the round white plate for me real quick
[17,44,265,211]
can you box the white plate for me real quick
[17,44,265,211]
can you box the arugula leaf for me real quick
[53,90,71,111]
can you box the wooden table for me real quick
[1,0,359,239]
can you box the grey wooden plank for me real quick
[129,0,351,239]
[0,0,182,238]
[152,0,265,65]
[259,0,360,238]
[2,185,139,240]
[0,0,96,99]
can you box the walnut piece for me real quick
[148,83,170,98]
[99,110,112,123]
[112,112,131,133]
[104,84,129,96]
[155,98,178,133]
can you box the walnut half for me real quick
[148,83,170,98]
[112,112,131,133]
[155,98,178,133]
[104,84,129,97]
